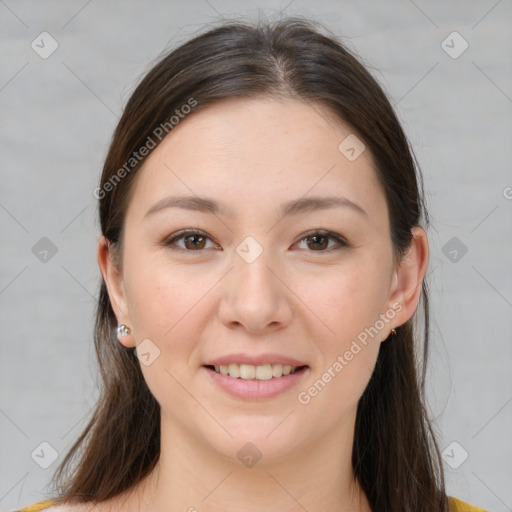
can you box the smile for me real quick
[202,364,309,400]
[206,363,305,380]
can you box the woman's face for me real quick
[101,97,425,464]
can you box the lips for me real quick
[203,353,308,368]
[201,353,309,398]
[202,364,309,400]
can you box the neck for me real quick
[106,412,371,512]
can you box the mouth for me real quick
[203,363,308,380]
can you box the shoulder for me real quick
[11,500,60,512]
[11,499,99,512]
[448,496,489,512]
[11,501,59,512]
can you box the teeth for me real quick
[272,364,283,377]
[228,363,239,378]
[255,364,272,380]
[212,363,300,380]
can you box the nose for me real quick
[217,245,293,335]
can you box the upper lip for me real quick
[203,353,308,367]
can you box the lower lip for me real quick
[202,366,309,400]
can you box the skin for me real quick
[91,97,428,512]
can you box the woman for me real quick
[14,16,487,512]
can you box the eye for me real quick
[294,230,348,252]
[163,229,218,252]
[162,229,348,253]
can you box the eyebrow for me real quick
[144,194,367,219]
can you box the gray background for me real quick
[1,1,511,511]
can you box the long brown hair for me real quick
[51,16,447,511]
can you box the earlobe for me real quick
[386,226,429,331]
[97,236,135,348]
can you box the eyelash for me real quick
[162,229,348,253]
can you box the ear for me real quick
[97,235,135,348]
[384,226,429,335]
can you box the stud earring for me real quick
[116,324,131,341]
[391,328,397,336]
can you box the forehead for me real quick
[125,96,387,224]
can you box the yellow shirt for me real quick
[12,502,59,512]
[449,496,488,512]
[12,496,489,511]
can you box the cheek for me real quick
[122,257,210,413]
[123,248,206,339]
[295,256,390,345]
[293,256,390,408]
[296,266,384,414]
[122,253,222,380]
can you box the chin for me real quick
[203,421,305,466]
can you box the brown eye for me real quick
[164,230,217,252]
[305,234,329,251]
[296,230,348,252]
[182,233,207,250]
